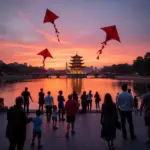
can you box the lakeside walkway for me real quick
[0,112,149,150]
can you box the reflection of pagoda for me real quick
[71,78,83,95]
[69,54,84,74]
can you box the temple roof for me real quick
[71,54,83,59]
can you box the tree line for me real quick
[101,52,150,76]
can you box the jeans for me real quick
[24,103,29,114]
[120,111,135,138]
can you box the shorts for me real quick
[33,131,41,139]
[52,116,57,121]
[145,117,150,126]
[67,116,75,123]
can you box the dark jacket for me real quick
[6,105,30,140]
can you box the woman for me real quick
[94,92,101,112]
[38,88,45,112]
[81,91,88,113]
[101,93,118,150]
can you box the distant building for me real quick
[69,54,85,74]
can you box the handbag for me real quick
[116,120,121,130]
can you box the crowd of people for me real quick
[4,84,150,150]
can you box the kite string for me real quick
[53,23,60,42]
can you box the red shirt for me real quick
[65,100,77,116]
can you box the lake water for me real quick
[0,78,148,109]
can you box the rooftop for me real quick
[0,112,148,150]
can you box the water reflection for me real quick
[0,78,148,109]
[71,78,82,95]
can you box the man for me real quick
[38,88,45,112]
[45,91,53,121]
[21,87,33,113]
[6,96,32,150]
[58,90,65,121]
[116,84,136,140]
[140,85,150,145]
[65,95,77,138]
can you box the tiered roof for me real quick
[69,54,84,69]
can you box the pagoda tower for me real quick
[69,54,84,74]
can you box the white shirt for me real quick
[45,95,53,106]
[116,91,134,111]
[87,93,93,101]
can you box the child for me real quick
[52,105,58,129]
[65,95,77,138]
[31,110,43,149]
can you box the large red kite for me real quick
[97,25,121,59]
[43,9,60,42]
[37,48,53,68]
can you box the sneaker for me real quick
[31,143,34,148]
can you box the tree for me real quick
[144,52,150,75]
[133,56,145,75]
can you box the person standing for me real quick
[87,90,93,112]
[72,90,78,102]
[45,91,53,122]
[116,84,136,140]
[38,88,45,112]
[101,93,118,150]
[21,87,33,114]
[6,96,32,150]
[94,92,101,112]
[140,85,150,146]
[58,90,65,121]
[81,91,87,113]
[65,95,77,138]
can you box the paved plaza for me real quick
[0,112,149,150]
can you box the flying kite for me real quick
[43,9,60,42]
[37,48,53,68]
[97,25,121,60]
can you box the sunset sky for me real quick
[0,0,150,69]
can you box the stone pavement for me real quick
[0,112,149,150]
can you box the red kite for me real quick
[97,25,121,59]
[37,48,53,68]
[43,9,60,42]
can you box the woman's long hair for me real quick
[103,93,114,112]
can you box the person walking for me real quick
[45,91,53,122]
[65,95,77,138]
[94,92,101,112]
[81,91,87,113]
[38,88,45,112]
[58,90,65,121]
[87,90,93,112]
[140,85,150,146]
[101,93,118,150]
[116,84,136,140]
[6,96,32,150]
[21,87,33,114]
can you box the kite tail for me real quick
[53,23,60,42]
[43,58,46,68]
[96,43,106,60]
